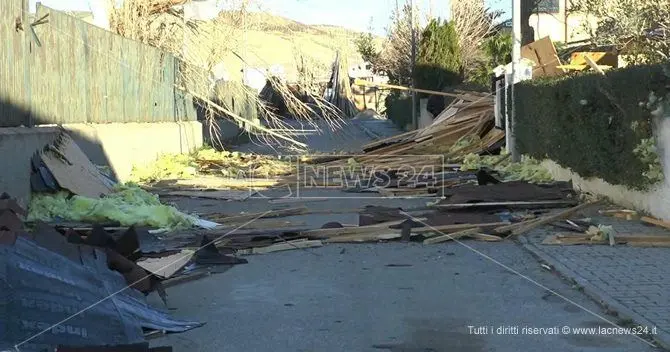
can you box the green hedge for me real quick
[514,64,669,190]
[385,91,413,129]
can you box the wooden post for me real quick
[22,0,32,127]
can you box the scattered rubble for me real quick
[4,89,670,350]
[0,196,201,351]
[27,185,197,230]
[130,147,292,184]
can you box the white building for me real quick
[529,0,597,43]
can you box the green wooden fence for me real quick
[0,1,197,127]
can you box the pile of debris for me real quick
[279,90,505,197]
[0,193,207,351]
[28,131,218,230]
[130,147,293,184]
[358,91,503,158]
[193,179,590,246]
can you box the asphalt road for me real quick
[151,120,659,352]
[151,241,658,351]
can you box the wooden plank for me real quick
[468,233,503,242]
[542,233,670,246]
[640,216,670,230]
[268,198,329,204]
[302,218,425,239]
[242,240,324,254]
[494,201,601,236]
[237,219,306,230]
[417,222,509,236]
[423,227,482,244]
[209,207,309,223]
[353,79,463,98]
[435,200,578,210]
[163,190,255,201]
[598,209,638,220]
[362,130,419,151]
[324,232,404,243]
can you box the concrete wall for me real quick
[542,160,670,220]
[0,121,202,207]
[63,121,203,182]
[0,127,59,207]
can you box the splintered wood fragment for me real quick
[423,227,482,245]
[499,201,602,236]
[640,216,670,230]
[468,233,503,242]
[608,230,616,246]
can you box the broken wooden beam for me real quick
[237,239,323,254]
[640,216,670,230]
[435,200,578,210]
[543,233,670,246]
[468,233,504,242]
[301,218,425,239]
[210,207,309,223]
[496,200,602,236]
[423,227,482,245]
[412,222,509,236]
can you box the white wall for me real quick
[529,0,595,43]
[541,119,670,220]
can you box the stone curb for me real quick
[518,236,670,351]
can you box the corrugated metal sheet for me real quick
[0,0,197,126]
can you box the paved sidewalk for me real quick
[521,214,670,350]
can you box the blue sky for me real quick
[32,0,510,35]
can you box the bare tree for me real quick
[108,0,346,150]
[375,1,420,86]
[450,0,497,80]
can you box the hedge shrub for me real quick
[514,64,669,190]
[414,19,463,96]
[385,91,413,129]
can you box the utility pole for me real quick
[409,0,417,130]
[510,0,521,162]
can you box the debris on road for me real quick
[32,131,115,197]
[598,209,638,220]
[27,184,204,231]
[0,196,202,351]
[542,233,670,247]
[130,147,293,184]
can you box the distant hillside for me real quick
[216,12,378,82]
